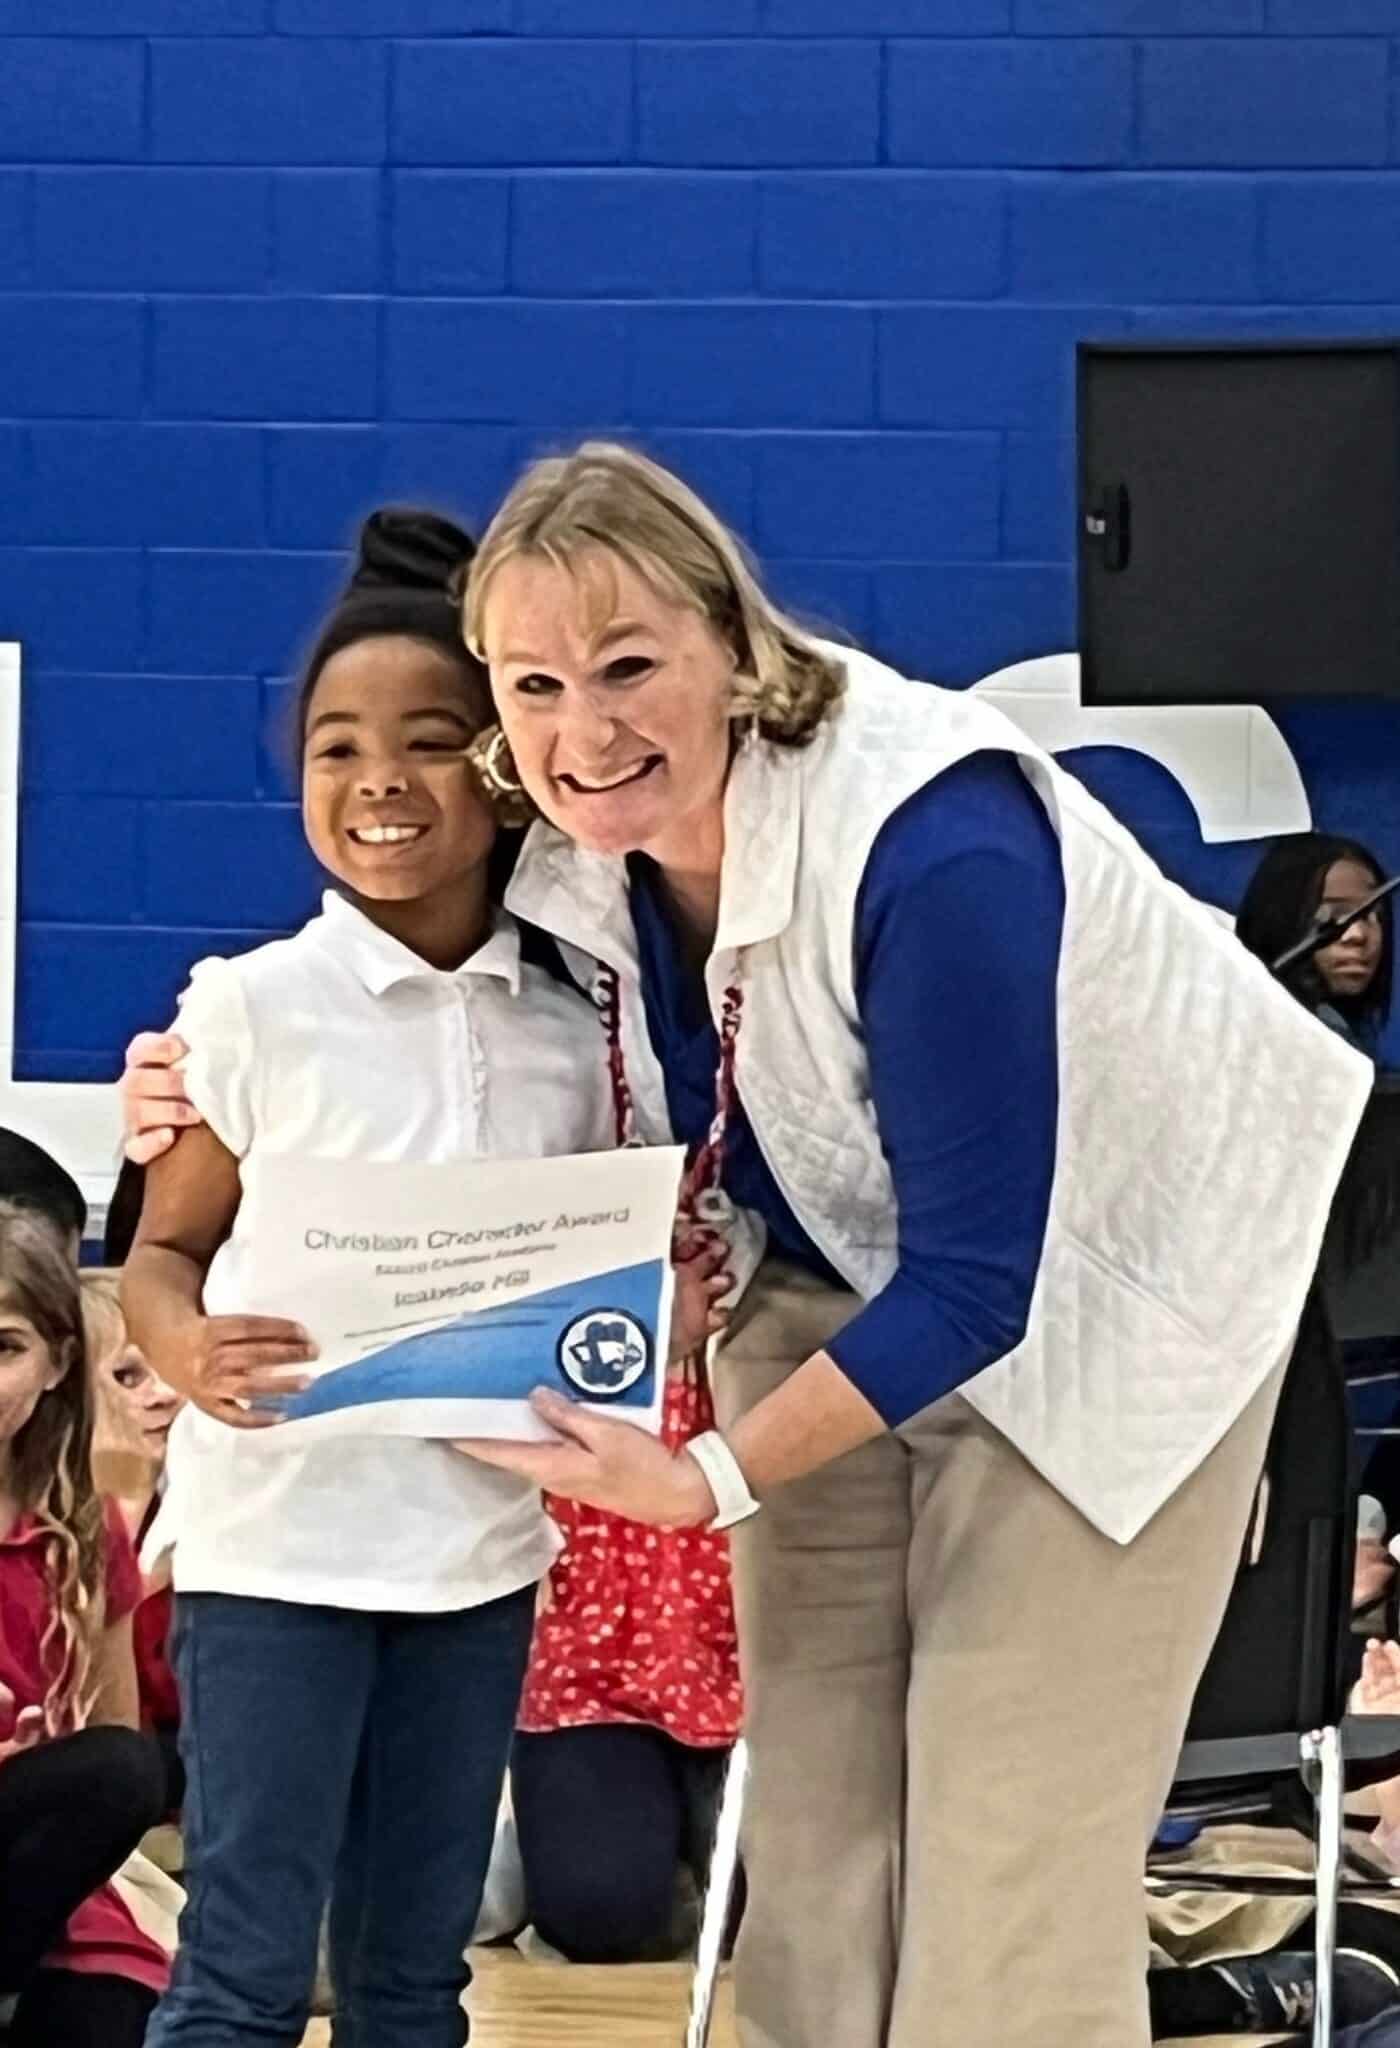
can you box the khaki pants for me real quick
[712,1259,1287,2048]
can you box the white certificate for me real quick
[231,1146,686,1444]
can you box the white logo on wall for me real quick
[969,654,1310,847]
[0,644,1309,1218]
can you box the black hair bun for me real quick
[349,507,477,596]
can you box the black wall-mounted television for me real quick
[1077,340,1400,706]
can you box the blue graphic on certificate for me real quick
[220,1146,687,1444]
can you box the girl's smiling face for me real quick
[0,1286,66,1451]
[302,636,498,911]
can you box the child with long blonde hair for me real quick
[0,1203,168,2048]
[82,1271,186,1810]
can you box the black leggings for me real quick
[8,1969,157,2048]
[512,1724,742,1963]
[0,1724,166,1994]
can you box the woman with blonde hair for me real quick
[127,442,1371,2048]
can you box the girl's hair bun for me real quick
[298,504,488,746]
[350,507,477,596]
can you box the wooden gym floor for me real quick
[301,1950,737,2046]
[296,1952,1288,2046]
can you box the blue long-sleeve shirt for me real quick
[629,750,1066,1429]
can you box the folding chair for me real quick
[1330,1077,1400,1643]
[1149,1287,1400,2048]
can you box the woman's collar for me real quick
[505,824,638,975]
[506,736,803,969]
[712,730,799,952]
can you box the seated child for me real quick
[0,1205,171,2048]
[82,1273,184,1810]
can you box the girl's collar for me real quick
[316,892,523,996]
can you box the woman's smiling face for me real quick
[481,551,736,865]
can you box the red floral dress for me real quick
[516,1360,742,1748]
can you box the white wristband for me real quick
[687,1429,761,1531]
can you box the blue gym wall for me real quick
[4,1,1400,1078]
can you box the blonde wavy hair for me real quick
[83,1269,155,1501]
[463,441,845,747]
[81,1269,125,1369]
[0,1206,105,1734]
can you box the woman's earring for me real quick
[467,725,535,828]
[478,726,523,794]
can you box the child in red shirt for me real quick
[83,1273,184,1801]
[0,1207,167,2048]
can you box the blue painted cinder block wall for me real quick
[5,0,1400,1077]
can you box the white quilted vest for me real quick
[507,648,1372,1542]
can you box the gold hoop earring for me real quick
[468,725,534,827]
[480,727,522,795]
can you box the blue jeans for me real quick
[147,1585,535,2048]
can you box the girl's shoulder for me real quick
[194,907,342,988]
[174,916,351,1158]
[178,910,351,1034]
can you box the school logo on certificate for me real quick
[557,1309,653,1399]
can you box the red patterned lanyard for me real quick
[594,962,639,1152]
[594,961,743,1410]
[593,963,744,1223]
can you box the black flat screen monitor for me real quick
[1078,341,1400,705]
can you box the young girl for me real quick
[121,508,720,2048]
[1235,832,1393,1056]
[83,1273,185,1809]
[0,1204,170,2048]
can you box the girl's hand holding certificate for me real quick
[157,1312,316,1432]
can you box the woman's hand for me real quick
[121,1032,201,1164]
[0,1682,44,1766]
[160,1314,316,1431]
[670,1231,733,1363]
[455,1388,716,1528]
